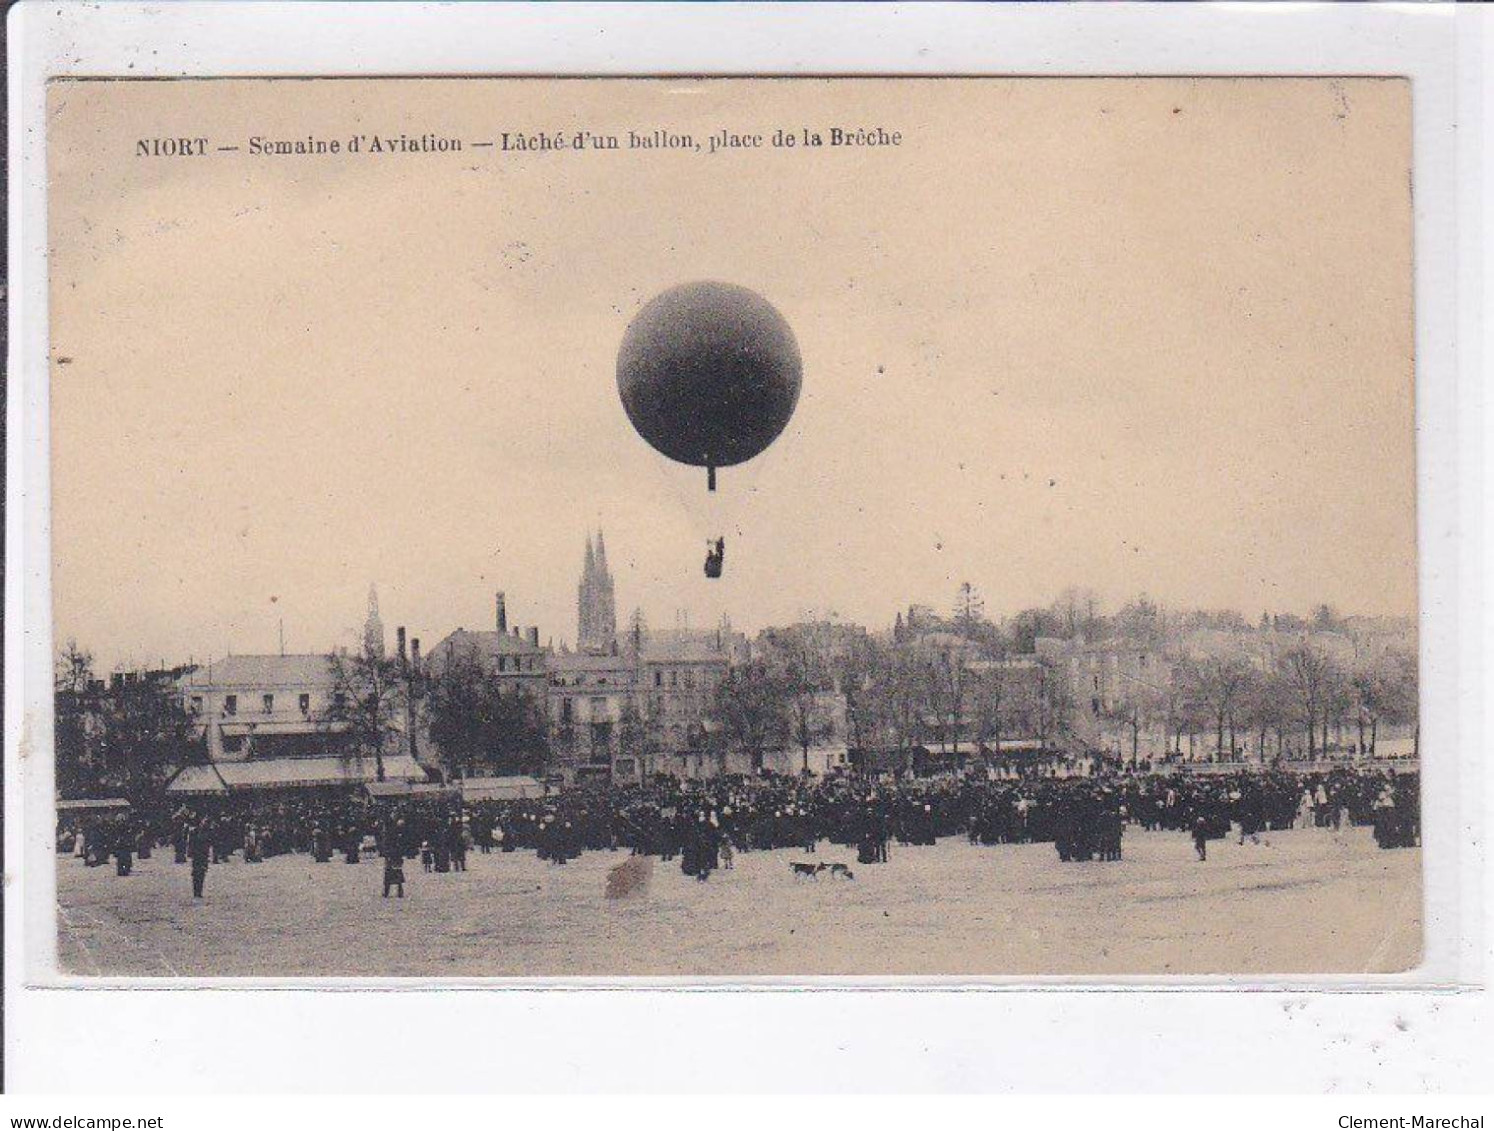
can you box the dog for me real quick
[791,861,855,880]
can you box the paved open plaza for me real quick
[56,825,1420,978]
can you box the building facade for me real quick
[169,650,427,796]
[424,591,548,699]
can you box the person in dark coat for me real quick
[188,821,212,898]
[1191,814,1209,862]
[173,817,189,864]
[311,824,332,863]
[856,804,879,865]
[343,823,361,864]
[113,819,134,877]
[449,819,468,873]
[382,821,407,898]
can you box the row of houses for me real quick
[149,538,1417,798]
[165,532,800,798]
[171,618,754,797]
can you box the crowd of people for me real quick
[58,760,1421,898]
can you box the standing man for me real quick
[113,817,134,877]
[188,819,212,899]
[1191,812,1210,862]
[382,819,407,898]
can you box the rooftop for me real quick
[178,653,335,689]
[428,628,546,663]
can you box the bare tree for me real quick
[1035,657,1077,752]
[1240,666,1288,762]
[883,645,931,752]
[1113,594,1166,649]
[1167,658,1211,759]
[921,641,970,755]
[1345,645,1415,756]
[94,669,202,803]
[711,661,789,769]
[1277,642,1337,759]
[1104,679,1167,765]
[969,662,1010,756]
[1374,646,1419,754]
[953,581,985,633]
[1184,652,1254,758]
[326,644,407,782]
[617,696,651,768]
[833,637,882,752]
[758,624,836,772]
[425,647,547,779]
[54,641,101,800]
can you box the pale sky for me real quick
[48,78,1416,670]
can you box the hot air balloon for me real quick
[617,281,802,578]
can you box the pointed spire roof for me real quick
[595,528,608,570]
[583,533,595,576]
[363,583,386,659]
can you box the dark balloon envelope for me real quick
[617,281,801,488]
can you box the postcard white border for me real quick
[6,1,1489,1092]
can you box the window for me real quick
[190,695,203,713]
[263,693,274,714]
[683,669,695,689]
[561,698,573,723]
[224,694,237,716]
[299,693,311,714]
[654,670,662,688]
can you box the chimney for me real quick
[496,591,507,634]
[411,638,421,668]
[396,626,407,664]
[528,626,539,646]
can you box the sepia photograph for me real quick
[45,75,1422,980]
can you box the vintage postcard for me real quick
[46,77,1419,978]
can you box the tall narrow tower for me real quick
[577,530,618,653]
[594,528,617,650]
[577,533,595,651]
[363,584,386,659]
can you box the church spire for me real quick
[364,584,386,659]
[577,529,618,654]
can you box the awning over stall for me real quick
[459,775,548,802]
[365,780,459,800]
[164,765,230,795]
[56,797,134,811]
[168,755,427,792]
